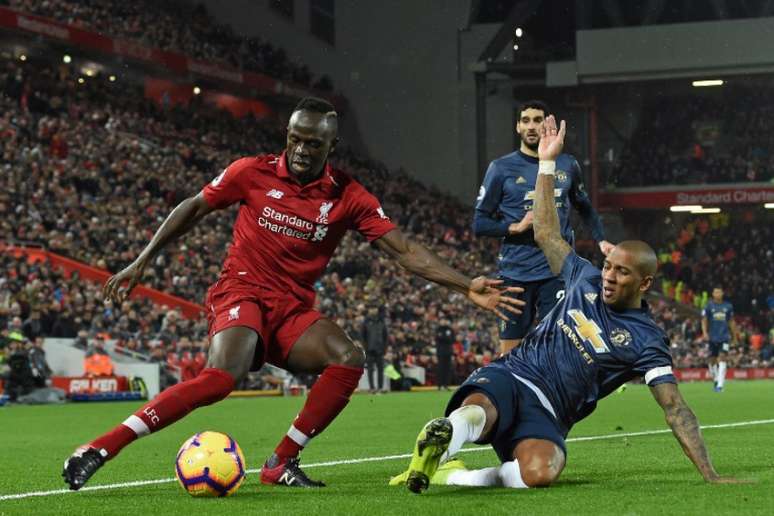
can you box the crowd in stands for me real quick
[607,85,774,187]
[3,0,334,91]
[1,53,772,392]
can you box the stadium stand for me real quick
[1,53,771,388]
[4,0,333,90]
[607,85,774,187]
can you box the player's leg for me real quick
[62,325,259,490]
[391,364,515,493]
[261,318,364,487]
[708,342,719,387]
[716,345,729,392]
[499,280,535,354]
[437,438,565,488]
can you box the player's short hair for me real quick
[616,240,657,278]
[294,96,337,117]
[517,100,549,119]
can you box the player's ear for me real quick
[329,137,339,154]
[640,275,653,293]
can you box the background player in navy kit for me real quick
[392,115,743,492]
[474,101,615,354]
[702,287,738,392]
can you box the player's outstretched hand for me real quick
[102,259,147,304]
[538,115,566,162]
[467,277,525,321]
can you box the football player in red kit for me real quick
[63,97,524,490]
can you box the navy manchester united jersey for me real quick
[702,301,734,343]
[473,151,605,282]
[502,251,676,433]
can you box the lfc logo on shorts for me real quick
[316,201,334,223]
[228,306,241,321]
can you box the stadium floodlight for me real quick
[669,205,702,212]
[63,55,71,64]
[77,77,84,84]
[515,27,523,38]
[193,86,201,95]
[109,75,116,82]
[692,79,723,87]
[765,203,774,209]
[513,44,519,51]
[19,54,26,61]
[690,207,721,214]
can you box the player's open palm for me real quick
[102,259,146,304]
[467,277,525,321]
[538,115,566,162]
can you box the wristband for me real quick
[538,160,556,176]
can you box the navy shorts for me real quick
[445,362,567,463]
[709,341,730,357]
[498,276,565,340]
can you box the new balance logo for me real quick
[228,306,240,321]
[585,292,598,303]
[278,472,296,486]
[266,189,284,199]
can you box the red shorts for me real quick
[205,277,323,369]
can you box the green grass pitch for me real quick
[1,381,772,515]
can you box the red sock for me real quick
[90,368,234,459]
[274,364,362,461]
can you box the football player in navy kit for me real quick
[392,115,743,492]
[474,101,614,354]
[702,287,738,392]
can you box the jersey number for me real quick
[568,309,609,353]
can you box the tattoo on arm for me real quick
[652,383,717,480]
[532,173,571,274]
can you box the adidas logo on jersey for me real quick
[266,189,285,199]
[585,292,598,303]
[516,176,527,184]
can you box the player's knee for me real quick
[329,340,366,368]
[206,359,249,384]
[520,463,558,487]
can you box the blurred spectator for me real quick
[83,337,114,377]
[435,314,454,390]
[361,306,388,393]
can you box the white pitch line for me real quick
[2,418,772,502]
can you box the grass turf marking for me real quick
[2,418,772,502]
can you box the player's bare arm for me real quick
[650,382,744,483]
[532,115,571,275]
[373,228,525,320]
[103,192,216,304]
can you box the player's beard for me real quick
[523,138,539,151]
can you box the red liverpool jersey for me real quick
[201,153,396,303]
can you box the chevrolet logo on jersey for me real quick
[568,309,609,353]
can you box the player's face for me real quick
[712,288,723,302]
[286,110,337,179]
[516,108,545,150]
[601,247,653,309]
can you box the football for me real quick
[174,431,246,497]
